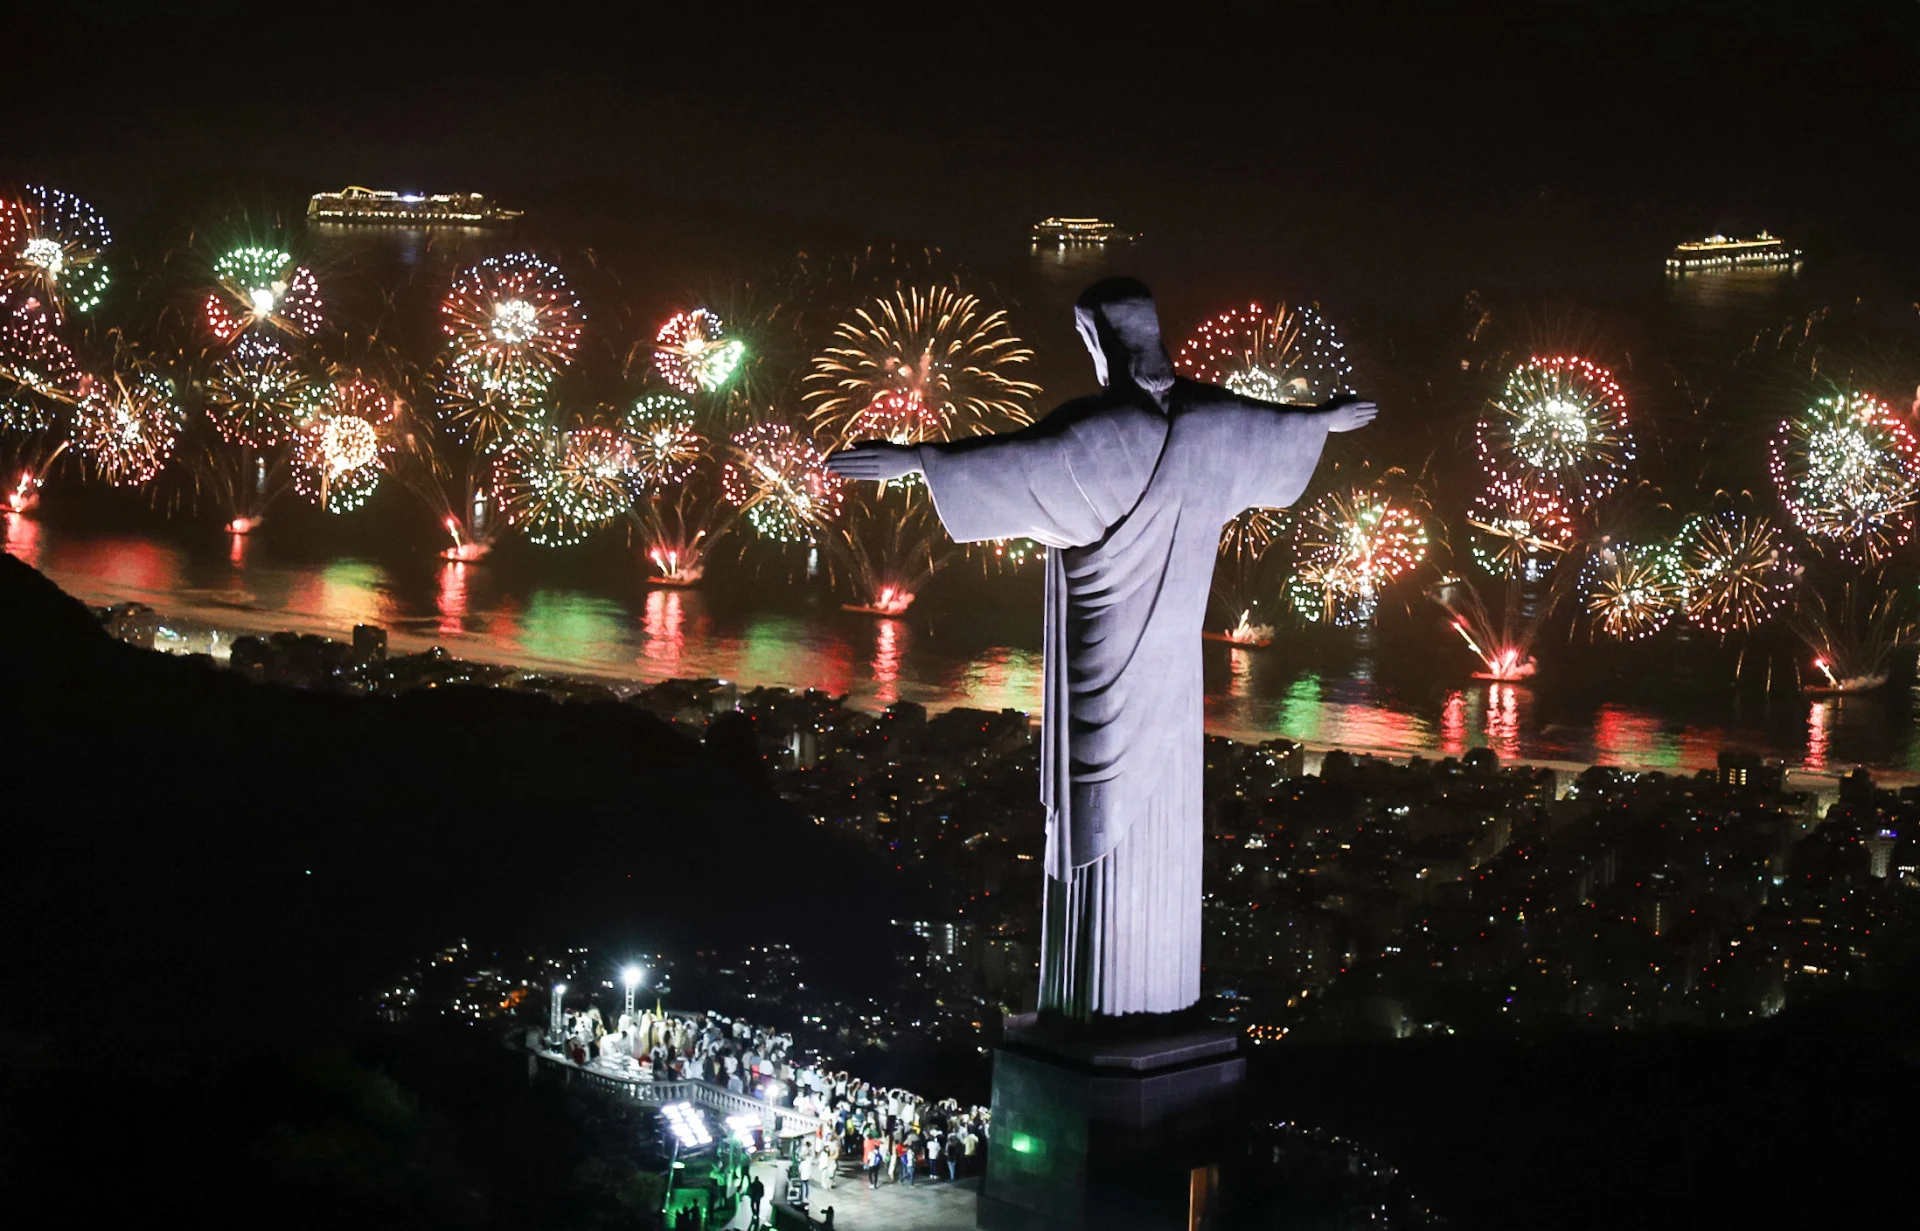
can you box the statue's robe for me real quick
[922,380,1329,1016]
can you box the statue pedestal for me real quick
[977,1014,1246,1230]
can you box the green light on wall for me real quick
[1009,1132,1037,1155]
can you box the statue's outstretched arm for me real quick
[823,440,923,483]
[1315,395,1379,433]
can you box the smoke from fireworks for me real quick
[1791,573,1916,691]
[653,309,745,394]
[205,247,324,341]
[722,422,844,542]
[805,286,1039,445]
[1477,355,1633,509]
[1771,391,1920,561]
[631,482,734,584]
[1175,301,1354,403]
[827,483,950,614]
[2,185,112,318]
[73,369,183,487]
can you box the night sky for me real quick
[7,1,1917,272]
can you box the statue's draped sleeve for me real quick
[917,400,1166,548]
[1206,394,1333,517]
[918,400,1170,885]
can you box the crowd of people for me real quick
[544,1005,992,1200]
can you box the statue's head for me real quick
[1075,277,1175,406]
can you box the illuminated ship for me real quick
[1665,231,1800,271]
[306,187,523,227]
[1030,217,1138,245]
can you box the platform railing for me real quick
[532,1045,830,1136]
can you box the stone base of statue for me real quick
[976,1012,1246,1231]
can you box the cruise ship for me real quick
[1030,216,1138,245]
[306,187,523,227]
[1665,231,1800,271]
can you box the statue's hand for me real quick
[1322,397,1379,433]
[824,441,923,482]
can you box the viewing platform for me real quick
[529,1041,978,1230]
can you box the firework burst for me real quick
[2,185,112,318]
[492,422,633,547]
[290,379,395,514]
[653,308,745,394]
[1211,507,1291,624]
[1175,301,1354,403]
[805,285,1039,445]
[1477,355,1633,509]
[622,393,703,489]
[1221,506,1290,567]
[1466,477,1577,576]
[1582,540,1687,640]
[722,421,844,542]
[440,254,582,407]
[72,369,183,487]
[1678,510,1797,635]
[1286,488,1429,625]
[1771,391,1920,561]
[205,247,324,341]
[0,295,81,401]
[206,333,310,448]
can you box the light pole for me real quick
[622,965,644,1022]
[548,982,567,1048]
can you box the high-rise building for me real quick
[352,623,388,664]
[1864,831,1898,879]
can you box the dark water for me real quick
[13,509,1918,782]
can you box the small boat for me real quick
[1204,613,1275,648]
[1803,673,1887,697]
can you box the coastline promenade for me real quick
[45,568,1915,797]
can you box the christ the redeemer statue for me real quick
[827,278,1376,1021]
